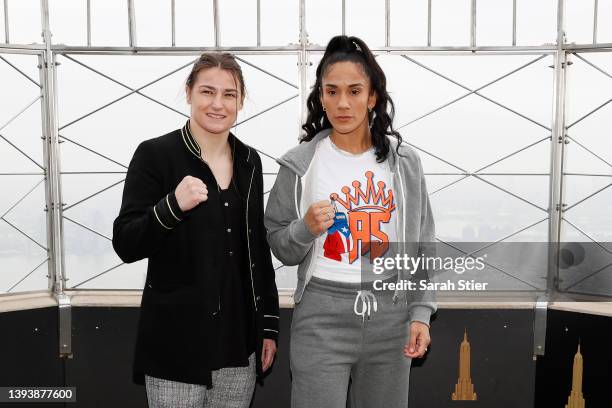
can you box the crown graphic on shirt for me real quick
[330,171,395,212]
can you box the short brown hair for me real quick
[185,53,246,101]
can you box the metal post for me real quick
[171,0,175,47]
[86,0,91,46]
[256,0,261,47]
[593,0,598,44]
[298,0,309,133]
[40,0,71,358]
[427,0,432,46]
[385,0,390,47]
[342,0,346,35]
[213,0,220,47]
[4,0,9,44]
[549,0,568,286]
[512,0,517,46]
[535,0,568,357]
[127,0,136,47]
[470,0,476,48]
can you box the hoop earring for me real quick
[322,106,327,112]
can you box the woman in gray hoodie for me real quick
[265,35,436,408]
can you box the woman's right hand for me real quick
[174,175,208,212]
[304,200,335,236]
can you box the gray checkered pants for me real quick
[145,353,256,408]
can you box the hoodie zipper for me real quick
[393,152,407,303]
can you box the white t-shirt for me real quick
[312,137,398,283]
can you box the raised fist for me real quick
[304,200,335,236]
[175,175,208,212]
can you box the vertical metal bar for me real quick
[39,0,53,294]
[385,0,390,47]
[4,0,9,43]
[127,0,136,47]
[256,0,261,47]
[593,0,598,44]
[342,0,346,36]
[40,0,71,358]
[536,0,568,357]
[298,0,309,133]
[86,0,91,46]
[512,0,517,46]
[213,0,220,47]
[470,0,476,47]
[171,0,175,46]
[427,0,432,46]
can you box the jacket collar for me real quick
[181,120,254,168]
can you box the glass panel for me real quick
[566,53,612,167]
[346,0,385,47]
[90,0,128,46]
[565,0,596,44]
[430,176,546,242]
[63,219,146,290]
[0,223,48,293]
[390,0,428,46]
[515,0,557,46]
[237,97,300,171]
[478,175,550,209]
[260,0,298,46]
[57,54,301,289]
[431,0,470,46]
[2,179,47,249]
[0,175,48,293]
[7,0,40,45]
[50,0,86,46]
[134,0,171,47]
[0,52,45,297]
[477,0,513,45]
[0,56,40,109]
[402,93,551,172]
[564,175,611,214]
[306,0,342,47]
[218,0,257,46]
[174,0,214,47]
[0,0,6,44]
[378,54,468,134]
[478,55,554,128]
[596,0,612,43]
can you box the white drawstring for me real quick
[353,290,378,322]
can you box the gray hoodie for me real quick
[264,129,437,325]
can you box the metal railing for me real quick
[0,0,610,358]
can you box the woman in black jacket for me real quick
[112,53,279,408]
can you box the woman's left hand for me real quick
[403,321,431,359]
[261,339,277,372]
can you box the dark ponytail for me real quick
[300,35,403,162]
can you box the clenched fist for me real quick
[304,200,335,236]
[175,175,208,212]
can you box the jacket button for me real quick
[251,263,255,268]
[256,296,261,301]
[248,228,252,234]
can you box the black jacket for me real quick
[112,123,279,387]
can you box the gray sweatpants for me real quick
[290,277,413,408]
